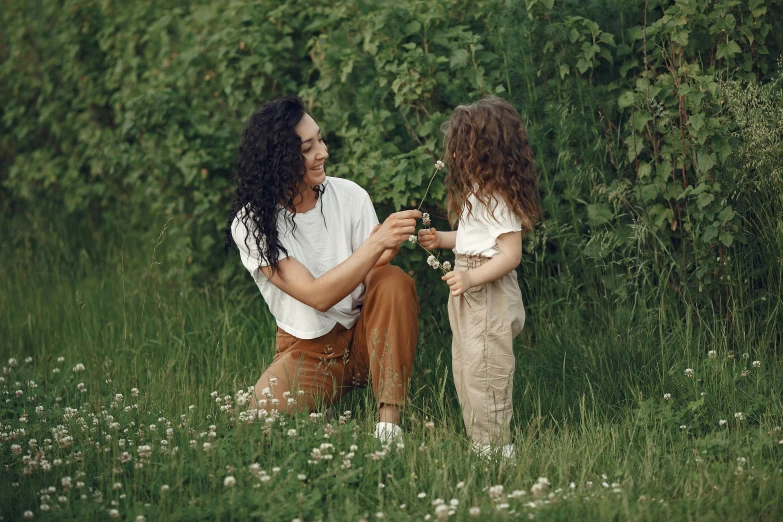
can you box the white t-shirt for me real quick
[454,193,523,257]
[231,177,379,339]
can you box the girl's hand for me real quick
[442,270,472,296]
[417,227,442,249]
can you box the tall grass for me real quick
[1,212,782,521]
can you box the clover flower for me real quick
[663,393,671,400]
[684,368,694,378]
[752,360,761,368]
[708,350,717,358]
[422,213,431,227]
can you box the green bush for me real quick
[1,0,782,322]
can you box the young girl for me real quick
[418,97,541,458]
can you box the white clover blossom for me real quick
[72,363,85,372]
[707,350,717,358]
[735,412,745,421]
[752,360,761,368]
[435,160,445,170]
[684,368,694,378]
[422,213,431,227]
[663,393,671,400]
[223,476,236,487]
[408,235,417,243]
[442,261,452,271]
[719,419,727,426]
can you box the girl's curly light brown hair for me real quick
[442,97,541,233]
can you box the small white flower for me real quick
[72,363,85,372]
[442,261,451,271]
[719,419,727,426]
[752,360,761,368]
[418,492,427,499]
[287,429,297,437]
[408,235,417,243]
[435,160,445,171]
[735,412,745,421]
[223,476,236,487]
[109,509,119,518]
[297,474,306,481]
[23,511,33,519]
[707,350,717,358]
[684,368,694,378]
[469,507,480,516]
[161,485,170,492]
[663,393,671,401]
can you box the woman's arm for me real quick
[441,231,522,296]
[260,210,421,312]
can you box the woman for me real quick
[227,95,421,441]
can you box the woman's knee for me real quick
[367,265,417,300]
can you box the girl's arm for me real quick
[441,231,522,296]
[417,228,457,250]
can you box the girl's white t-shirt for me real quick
[231,177,379,339]
[454,193,523,257]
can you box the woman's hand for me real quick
[417,227,442,250]
[442,270,473,296]
[372,210,422,250]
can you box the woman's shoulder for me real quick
[325,176,371,201]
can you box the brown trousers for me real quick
[251,264,419,413]
[448,254,525,446]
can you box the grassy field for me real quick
[1,219,782,522]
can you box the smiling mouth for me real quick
[311,165,324,171]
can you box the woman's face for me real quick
[295,113,329,188]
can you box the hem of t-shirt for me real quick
[275,314,361,340]
[276,319,338,340]
[453,247,501,258]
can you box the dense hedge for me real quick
[2,0,782,318]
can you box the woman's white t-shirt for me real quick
[454,193,523,257]
[231,177,379,339]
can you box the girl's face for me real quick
[295,113,329,188]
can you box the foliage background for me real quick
[2,0,782,314]
[3,0,783,520]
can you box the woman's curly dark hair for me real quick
[226,95,315,274]
[442,97,542,233]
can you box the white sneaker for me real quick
[471,442,516,463]
[374,422,402,443]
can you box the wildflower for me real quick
[422,213,431,227]
[418,492,427,499]
[735,412,745,421]
[160,485,169,493]
[57,356,65,362]
[435,160,445,170]
[287,429,297,437]
[752,360,761,368]
[469,507,480,516]
[680,425,687,430]
[113,482,122,490]
[72,363,85,372]
[25,356,32,363]
[741,370,750,377]
[223,476,236,487]
[23,511,33,519]
[297,474,306,481]
[684,368,694,378]
[708,350,717,358]
[442,261,451,271]
[663,393,671,401]
[456,481,465,489]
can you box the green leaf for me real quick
[587,204,614,226]
[688,397,705,411]
[618,91,635,109]
[718,205,735,224]
[637,162,652,180]
[688,113,705,131]
[697,192,714,210]
[576,58,590,74]
[703,225,719,243]
[719,231,734,247]
[697,150,716,173]
[403,21,421,35]
[450,49,469,70]
[559,64,570,80]
[641,183,659,203]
